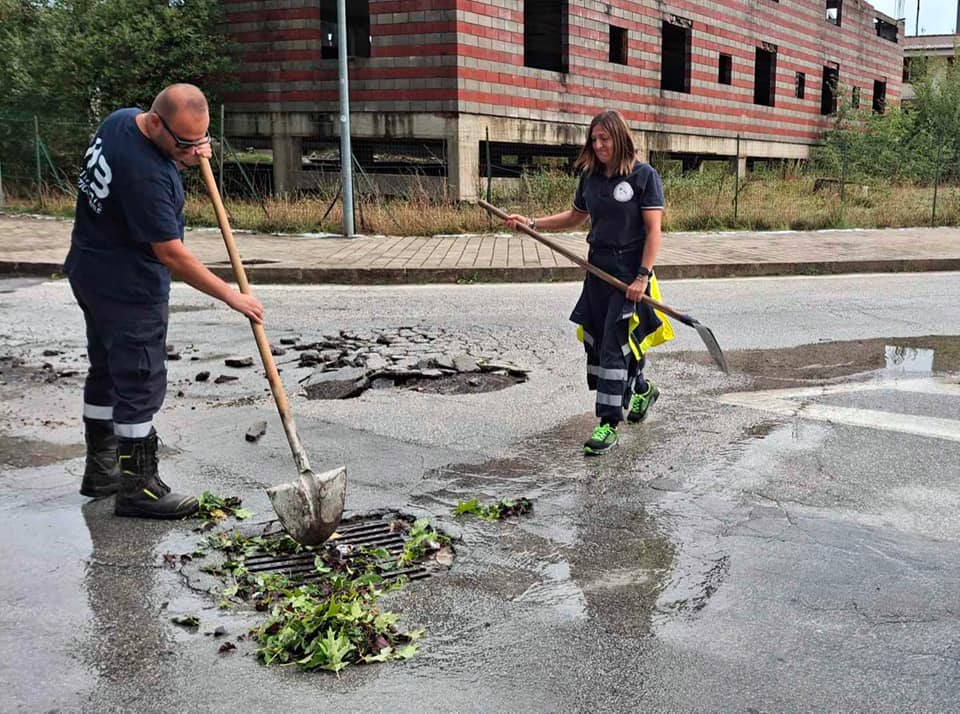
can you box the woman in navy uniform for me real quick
[506,109,672,455]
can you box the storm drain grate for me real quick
[244,515,434,583]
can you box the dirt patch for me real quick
[670,335,960,386]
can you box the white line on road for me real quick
[720,375,960,443]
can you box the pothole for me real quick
[285,325,530,399]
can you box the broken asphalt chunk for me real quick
[245,420,268,442]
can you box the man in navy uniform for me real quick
[66,83,263,518]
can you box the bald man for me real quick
[65,83,263,519]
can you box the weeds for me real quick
[453,497,533,521]
[196,517,449,673]
[7,173,958,236]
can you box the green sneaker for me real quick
[627,381,660,423]
[584,422,618,455]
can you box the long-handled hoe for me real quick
[479,199,729,374]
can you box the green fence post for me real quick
[219,103,225,196]
[485,126,492,203]
[34,115,43,205]
[839,139,847,225]
[932,139,943,224]
[734,134,740,222]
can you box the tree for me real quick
[0,0,235,188]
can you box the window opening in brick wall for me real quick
[661,21,691,93]
[754,46,776,106]
[902,57,912,82]
[524,0,568,72]
[875,17,898,42]
[795,71,806,98]
[826,0,841,26]
[609,25,628,64]
[479,141,580,177]
[821,64,839,115]
[303,138,447,177]
[851,86,860,109]
[320,0,370,59]
[718,53,732,84]
[873,80,887,113]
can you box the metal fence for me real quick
[1,112,956,228]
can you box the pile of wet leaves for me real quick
[194,517,450,672]
[195,491,254,528]
[453,497,533,521]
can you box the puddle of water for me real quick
[413,411,677,635]
[671,335,960,384]
[0,434,84,469]
[884,345,934,374]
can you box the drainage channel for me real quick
[244,515,436,583]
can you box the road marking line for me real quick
[719,375,960,443]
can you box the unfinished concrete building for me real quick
[222,0,904,199]
[902,33,959,103]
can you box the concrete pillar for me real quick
[737,155,747,177]
[449,116,480,202]
[271,134,301,196]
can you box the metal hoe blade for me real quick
[693,321,729,374]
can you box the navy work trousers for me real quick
[70,280,168,427]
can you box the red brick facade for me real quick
[221,0,904,197]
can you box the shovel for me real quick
[478,199,729,374]
[198,157,346,544]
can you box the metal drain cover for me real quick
[245,514,439,583]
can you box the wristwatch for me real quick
[635,266,652,280]
[527,217,537,230]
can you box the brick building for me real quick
[222,0,904,199]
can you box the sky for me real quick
[870,0,957,35]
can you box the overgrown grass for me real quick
[5,170,958,235]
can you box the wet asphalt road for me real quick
[1,273,959,712]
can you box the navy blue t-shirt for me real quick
[573,161,664,250]
[65,108,185,304]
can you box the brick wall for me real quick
[454,0,902,143]
[222,0,460,113]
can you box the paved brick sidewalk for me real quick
[1,213,958,283]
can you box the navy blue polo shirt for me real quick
[65,108,185,305]
[573,161,664,250]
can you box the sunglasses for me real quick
[154,113,211,148]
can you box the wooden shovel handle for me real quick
[198,157,313,475]
[478,199,694,325]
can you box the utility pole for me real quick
[915,0,920,35]
[337,0,356,237]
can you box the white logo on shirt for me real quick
[613,181,634,202]
[77,137,113,214]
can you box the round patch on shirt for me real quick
[613,181,634,202]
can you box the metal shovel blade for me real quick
[266,465,347,546]
[693,321,730,374]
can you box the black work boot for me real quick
[80,418,121,498]
[115,430,198,519]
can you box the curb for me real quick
[2,259,960,285]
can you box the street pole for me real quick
[337,0,356,237]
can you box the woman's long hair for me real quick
[574,110,637,177]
